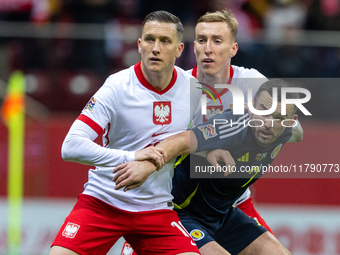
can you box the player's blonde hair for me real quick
[197,9,238,42]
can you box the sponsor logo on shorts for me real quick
[190,229,205,241]
[271,144,283,159]
[62,222,80,238]
[198,124,217,140]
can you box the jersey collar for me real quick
[134,62,177,95]
[191,65,234,98]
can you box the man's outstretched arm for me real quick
[156,130,198,159]
[112,130,198,191]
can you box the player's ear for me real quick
[230,42,238,58]
[289,114,298,126]
[138,38,142,54]
[175,42,184,58]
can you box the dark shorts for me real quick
[176,206,267,255]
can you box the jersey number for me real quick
[171,221,190,237]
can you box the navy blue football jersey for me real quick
[172,109,292,219]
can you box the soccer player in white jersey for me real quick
[120,9,302,255]
[186,10,301,240]
[49,11,201,255]
[187,9,274,235]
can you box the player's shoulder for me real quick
[232,65,266,79]
[185,68,194,76]
[93,66,133,103]
[175,65,194,81]
[280,126,293,143]
[175,65,201,92]
[105,66,133,87]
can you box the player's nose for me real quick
[152,40,161,54]
[263,118,274,128]
[205,40,212,55]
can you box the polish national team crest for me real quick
[203,105,223,122]
[62,222,80,238]
[153,101,171,125]
[121,242,134,255]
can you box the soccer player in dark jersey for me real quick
[114,78,298,254]
[171,79,297,255]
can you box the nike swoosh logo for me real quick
[152,131,168,137]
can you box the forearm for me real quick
[62,120,135,167]
[155,130,197,163]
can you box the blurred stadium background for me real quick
[0,0,340,254]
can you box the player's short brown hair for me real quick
[197,9,238,42]
[142,10,184,41]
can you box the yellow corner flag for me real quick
[1,71,26,255]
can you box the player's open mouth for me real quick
[203,58,214,63]
[150,57,161,62]
[260,131,271,138]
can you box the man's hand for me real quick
[230,102,248,111]
[206,149,235,177]
[112,160,157,191]
[135,147,167,170]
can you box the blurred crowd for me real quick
[0,0,340,114]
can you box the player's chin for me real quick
[148,64,163,72]
[201,65,215,73]
[255,137,271,147]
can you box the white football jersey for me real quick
[76,62,201,212]
[188,65,267,126]
[187,65,267,205]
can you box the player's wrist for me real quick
[145,160,158,172]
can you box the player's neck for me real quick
[141,63,174,91]
[197,66,230,93]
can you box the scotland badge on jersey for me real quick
[84,97,97,112]
[190,229,205,241]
